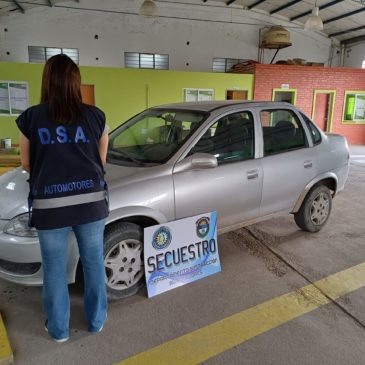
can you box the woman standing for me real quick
[16,54,109,342]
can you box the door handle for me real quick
[247,170,259,180]
[304,160,313,169]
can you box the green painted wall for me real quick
[0,62,254,144]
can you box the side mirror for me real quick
[174,153,218,173]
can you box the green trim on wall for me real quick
[342,90,365,124]
[271,88,297,105]
[0,62,254,144]
[341,120,365,125]
[311,90,336,133]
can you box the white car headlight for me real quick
[4,213,38,237]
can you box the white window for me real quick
[0,81,28,116]
[28,46,79,64]
[213,58,247,73]
[184,88,214,102]
[124,53,169,70]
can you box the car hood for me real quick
[104,162,145,187]
[105,162,171,191]
[0,163,171,219]
[0,168,29,219]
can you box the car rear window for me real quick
[260,109,307,156]
[300,112,322,145]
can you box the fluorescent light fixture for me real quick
[139,0,157,17]
[304,6,324,31]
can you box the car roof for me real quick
[150,101,295,113]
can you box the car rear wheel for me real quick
[104,222,145,300]
[294,185,332,233]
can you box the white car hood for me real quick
[0,168,29,219]
[0,163,168,220]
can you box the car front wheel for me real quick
[294,185,332,233]
[104,222,145,300]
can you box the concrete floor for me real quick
[1,147,365,365]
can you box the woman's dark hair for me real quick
[41,54,82,124]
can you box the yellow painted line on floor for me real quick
[0,313,13,365]
[116,262,365,365]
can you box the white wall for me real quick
[0,0,341,71]
[344,43,365,68]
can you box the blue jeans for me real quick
[37,219,107,340]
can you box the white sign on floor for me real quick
[144,211,221,298]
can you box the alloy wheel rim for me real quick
[310,192,330,226]
[104,239,144,290]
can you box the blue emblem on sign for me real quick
[196,217,210,238]
[152,226,172,250]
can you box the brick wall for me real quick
[253,64,365,144]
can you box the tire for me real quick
[104,222,145,300]
[294,185,332,233]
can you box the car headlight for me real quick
[4,213,38,237]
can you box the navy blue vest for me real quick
[16,103,108,229]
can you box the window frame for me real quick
[259,108,308,157]
[108,108,208,166]
[184,88,215,102]
[300,112,322,146]
[342,91,365,124]
[212,58,248,73]
[28,46,79,64]
[272,88,297,105]
[187,110,256,165]
[124,52,169,70]
[0,81,29,116]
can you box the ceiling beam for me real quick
[226,0,237,5]
[12,0,25,13]
[248,0,268,10]
[290,0,343,21]
[324,7,365,24]
[341,34,365,46]
[270,0,302,15]
[329,25,365,37]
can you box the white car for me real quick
[0,101,350,299]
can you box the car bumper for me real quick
[0,220,79,286]
[334,162,350,195]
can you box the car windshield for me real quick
[107,109,208,166]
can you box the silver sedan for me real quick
[0,101,350,299]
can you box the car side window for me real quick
[189,111,255,165]
[300,112,322,145]
[260,109,307,156]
